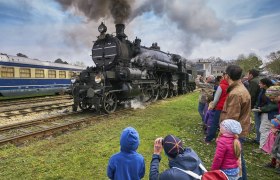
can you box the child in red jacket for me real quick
[211,119,242,180]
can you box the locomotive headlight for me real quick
[98,26,104,33]
[71,78,76,84]
[98,22,107,33]
[95,74,103,83]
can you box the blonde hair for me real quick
[216,133,241,158]
[233,134,241,158]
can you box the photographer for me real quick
[195,75,215,123]
[149,135,204,180]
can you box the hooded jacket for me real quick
[107,127,145,180]
[211,135,239,170]
[149,148,204,180]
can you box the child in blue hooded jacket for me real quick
[107,127,145,180]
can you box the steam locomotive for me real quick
[72,23,196,113]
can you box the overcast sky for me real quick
[0,0,279,66]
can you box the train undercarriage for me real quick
[72,71,195,114]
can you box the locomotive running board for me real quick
[131,79,156,84]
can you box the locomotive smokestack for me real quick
[116,24,127,40]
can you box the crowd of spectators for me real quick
[105,65,280,180]
[194,66,280,180]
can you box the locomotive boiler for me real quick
[72,23,196,113]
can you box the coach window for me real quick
[1,66,14,78]
[35,69,44,78]
[69,71,73,78]
[48,70,56,78]
[59,71,66,78]
[20,68,31,78]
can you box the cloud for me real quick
[0,0,95,65]
[0,0,279,66]
[189,12,280,60]
[132,0,234,40]
[127,0,235,56]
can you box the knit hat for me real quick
[271,115,280,128]
[220,119,242,135]
[265,86,280,97]
[163,135,184,158]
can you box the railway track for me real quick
[0,102,73,118]
[0,95,73,118]
[0,109,130,146]
[0,95,72,108]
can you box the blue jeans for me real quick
[205,110,221,142]
[238,138,247,180]
[227,175,238,180]
[254,112,261,142]
[198,102,206,122]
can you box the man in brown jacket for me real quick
[220,65,251,180]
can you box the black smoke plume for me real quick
[56,0,132,24]
[55,0,235,58]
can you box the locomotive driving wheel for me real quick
[159,74,169,99]
[141,85,154,102]
[103,92,117,113]
[151,86,159,102]
[150,74,159,102]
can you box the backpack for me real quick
[173,163,229,180]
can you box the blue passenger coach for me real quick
[0,54,84,97]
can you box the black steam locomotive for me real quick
[72,23,196,113]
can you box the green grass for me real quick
[0,92,276,179]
